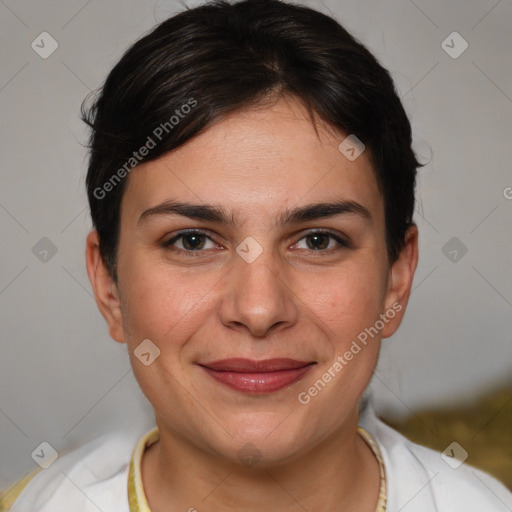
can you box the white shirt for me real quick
[6,398,512,511]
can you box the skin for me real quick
[86,95,418,512]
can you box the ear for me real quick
[85,230,126,344]
[381,225,419,338]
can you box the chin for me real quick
[210,412,309,467]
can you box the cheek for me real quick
[118,264,211,404]
[298,263,385,341]
[119,258,222,347]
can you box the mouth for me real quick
[198,358,316,393]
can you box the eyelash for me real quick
[162,228,351,257]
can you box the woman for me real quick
[6,0,512,510]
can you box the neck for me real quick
[141,410,381,512]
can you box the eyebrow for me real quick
[137,199,372,227]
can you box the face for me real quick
[87,96,417,466]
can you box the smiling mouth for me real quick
[198,358,316,393]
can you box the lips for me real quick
[198,358,315,393]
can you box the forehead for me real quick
[121,97,383,224]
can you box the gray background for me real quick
[1,0,511,494]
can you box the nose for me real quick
[218,247,299,338]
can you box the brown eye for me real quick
[305,233,330,250]
[163,230,218,253]
[179,233,207,250]
[294,231,350,251]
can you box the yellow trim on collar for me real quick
[128,427,159,512]
[128,426,387,512]
[358,426,388,512]
[0,467,42,511]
